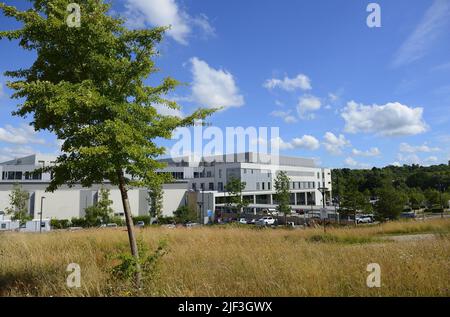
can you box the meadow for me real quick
[1,218,449,297]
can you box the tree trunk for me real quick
[117,169,142,289]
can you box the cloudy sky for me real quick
[0,0,449,168]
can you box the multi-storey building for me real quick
[157,152,333,219]
[0,152,332,222]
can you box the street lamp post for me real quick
[39,196,45,233]
[318,186,329,233]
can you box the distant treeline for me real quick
[331,164,450,219]
[332,164,450,195]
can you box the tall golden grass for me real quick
[1,219,449,297]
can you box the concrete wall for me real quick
[0,182,189,220]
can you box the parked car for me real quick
[135,221,145,228]
[106,223,118,228]
[185,222,200,228]
[238,218,248,224]
[356,216,372,224]
[256,216,276,226]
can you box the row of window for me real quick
[1,171,42,180]
[215,192,317,205]
[192,182,224,191]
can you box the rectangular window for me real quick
[209,182,214,191]
[192,183,197,191]
[200,183,205,191]
[243,169,247,174]
[262,182,265,190]
[219,169,222,178]
[1,172,5,180]
[15,172,22,180]
[206,171,212,178]
[292,182,296,189]
[256,182,260,190]
[268,182,271,190]
[8,171,15,180]
[218,182,223,191]
[317,172,320,179]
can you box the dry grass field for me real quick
[1,219,449,297]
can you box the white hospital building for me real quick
[0,152,332,222]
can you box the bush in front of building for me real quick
[157,216,175,225]
[174,206,197,224]
[50,219,71,229]
[132,215,151,225]
[70,217,88,228]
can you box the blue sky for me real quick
[0,0,449,168]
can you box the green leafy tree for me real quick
[408,189,425,210]
[0,0,214,287]
[84,187,114,226]
[274,171,291,225]
[424,189,441,208]
[224,177,248,215]
[148,185,163,219]
[339,179,371,225]
[174,205,197,224]
[375,186,407,221]
[5,184,31,225]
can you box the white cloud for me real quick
[344,157,369,169]
[271,135,320,151]
[275,100,284,107]
[399,142,440,153]
[297,95,321,119]
[424,156,438,163]
[0,145,35,163]
[392,0,450,67]
[397,153,440,166]
[263,74,311,91]
[153,104,183,117]
[341,101,427,136]
[190,57,244,109]
[284,116,298,124]
[124,0,214,45]
[352,147,381,157]
[328,93,338,102]
[270,110,298,124]
[0,124,46,145]
[323,132,351,155]
[291,135,320,150]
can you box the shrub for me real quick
[132,215,151,225]
[50,219,70,229]
[111,238,168,292]
[174,206,197,224]
[70,217,87,227]
[109,216,125,226]
[157,216,175,225]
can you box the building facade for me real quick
[0,152,332,222]
[157,152,333,221]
